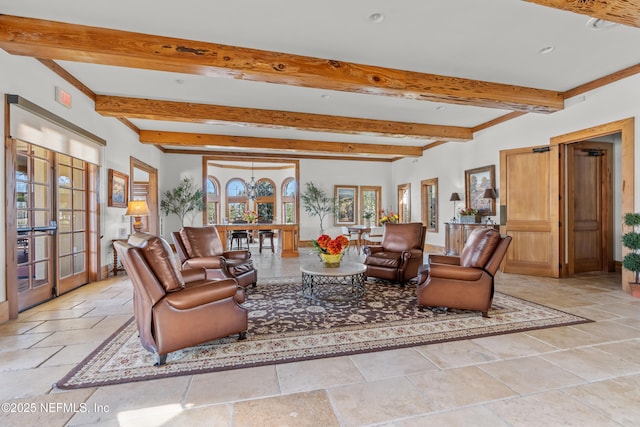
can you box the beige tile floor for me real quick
[1,247,640,426]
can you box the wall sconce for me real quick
[449,192,461,221]
[125,200,150,233]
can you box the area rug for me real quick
[56,276,591,389]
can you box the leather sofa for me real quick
[416,227,512,317]
[172,226,258,289]
[114,233,248,366]
[363,222,427,284]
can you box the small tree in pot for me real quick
[622,212,640,296]
[300,182,333,234]
[160,176,204,227]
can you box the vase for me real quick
[459,214,481,224]
[320,253,342,268]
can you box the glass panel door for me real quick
[57,154,89,294]
[16,141,55,311]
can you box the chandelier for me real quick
[247,163,257,201]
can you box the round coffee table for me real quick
[300,262,366,302]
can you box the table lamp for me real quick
[483,188,497,224]
[125,200,150,233]
[449,192,461,221]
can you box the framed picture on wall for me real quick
[334,185,357,225]
[465,165,496,215]
[108,169,129,208]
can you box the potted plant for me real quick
[379,209,399,225]
[160,176,204,227]
[301,182,334,234]
[622,212,640,297]
[458,207,480,224]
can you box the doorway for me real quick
[500,117,634,292]
[130,157,159,235]
[566,141,614,274]
[14,140,92,310]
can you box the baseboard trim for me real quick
[0,300,9,325]
[425,243,445,254]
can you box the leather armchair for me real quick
[416,227,512,317]
[363,222,427,284]
[114,233,248,366]
[172,226,258,289]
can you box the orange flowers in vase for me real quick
[312,234,349,267]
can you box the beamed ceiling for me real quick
[1,0,640,161]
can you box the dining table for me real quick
[347,225,371,254]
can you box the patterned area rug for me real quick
[56,276,591,389]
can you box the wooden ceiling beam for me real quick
[0,15,563,113]
[98,95,471,141]
[139,131,423,157]
[524,0,640,28]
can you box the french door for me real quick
[15,140,90,310]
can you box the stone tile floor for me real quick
[1,248,639,426]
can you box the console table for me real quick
[444,222,499,256]
[111,238,127,276]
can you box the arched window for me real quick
[226,178,248,221]
[281,177,296,224]
[256,178,275,222]
[206,176,220,224]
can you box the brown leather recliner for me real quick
[172,226,258,289]
[416,227,512,317]
[114,234,248,366]
[363,222,427,284]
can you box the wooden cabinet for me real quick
[444,222,499,256]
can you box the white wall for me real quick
[392,73,640,256]
[0,51,164,303]
[297,159,393,240]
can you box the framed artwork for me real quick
[465,165,496,215]
[108,169,129,208]
[334,185,357,225]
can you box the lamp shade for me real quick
[483,188,497,199]
[125,200,150,216]
[449,192,461,202]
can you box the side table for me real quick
[111,238,128,276]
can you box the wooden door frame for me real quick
[130,157,159,235]
[551,117,634,291]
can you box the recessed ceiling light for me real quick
[587,17,618,31]
[538,46,555,55]
[368,13,384,24]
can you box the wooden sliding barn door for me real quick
[500,145,561,277]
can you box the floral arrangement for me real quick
[242,210,258,223]
[379,210,399,225]
[458,207,479,216]
[312,234,349,255]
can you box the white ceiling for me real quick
[2,0,640,160]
